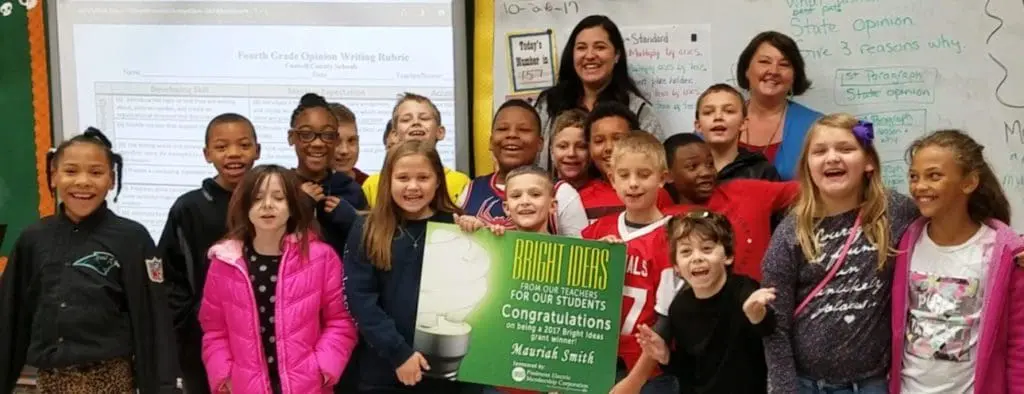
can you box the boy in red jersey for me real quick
[578,102,674,223]
[583,132,683,394]
[663,133,797,282]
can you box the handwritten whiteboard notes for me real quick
[1005,119,1024,191]
[835,67,937,106]
[1004,120,1024,212]
[857,109,926,191]
[500,1,581,18]
[623,24,712,136]
[785,1,965,63]
[507,31,557,93]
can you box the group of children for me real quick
[0,81,1022,394]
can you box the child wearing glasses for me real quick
[288,93,368,248]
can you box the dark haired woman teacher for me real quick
[736,31,823,180]
[534,15,664,170]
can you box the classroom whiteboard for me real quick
[491,0,1024,231]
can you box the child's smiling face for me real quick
[390,153,439,219]
[504,173,556,232]
[695,90,746,147]
[552,126,588,181]
[611,152,665,212]
[668,143,717,204]
[204,120,260,187]
[289,107,339,177]
[673,233,731,296]
[588,116,631,178]
[52,143,114,222]
[908,145,977,219]
[394,100,444,145]
[491,106,542,173]
[806,126,873,203]
[332,122,359,174]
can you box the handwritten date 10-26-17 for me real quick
[502,1,580,16]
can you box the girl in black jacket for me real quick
[0,128,180,393]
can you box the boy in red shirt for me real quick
[583,132,682,394]
[578,102,673,223]
[663,132,797,281]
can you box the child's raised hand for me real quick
[598,235,624,244]
[743,288,776,324]
[634,324,669,365]
[454,214,486,233]
[395,351,430,386]
[488,224,507,236]
[301,182,325,202]
[1016,251,1024,268]
[324,196,341,213]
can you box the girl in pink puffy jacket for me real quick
[199,164,358,394]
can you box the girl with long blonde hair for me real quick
[760,113,918,394]
[342,140,476,392]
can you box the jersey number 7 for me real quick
[621,286,647,335]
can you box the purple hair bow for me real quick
[853,120,874,147]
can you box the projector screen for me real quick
[50,0,469,238]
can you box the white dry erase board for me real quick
[492,0,1024,231]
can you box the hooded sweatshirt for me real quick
[716,148,780,183]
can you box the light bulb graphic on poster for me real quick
[414,223,626,393]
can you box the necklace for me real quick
[399,226,425,248]
[744,102,787,146]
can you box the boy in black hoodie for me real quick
[159,113,260,394]
[694,84,779,183]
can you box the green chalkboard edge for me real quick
[0,2,54,274]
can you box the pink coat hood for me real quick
[890,218,1024,394]
[199,234,357,394]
